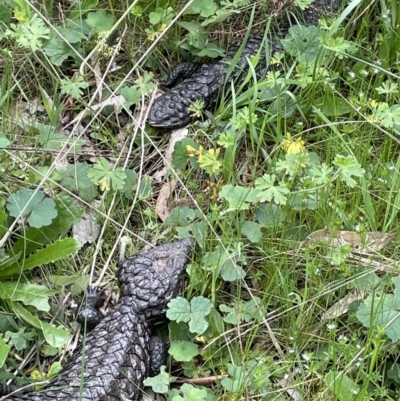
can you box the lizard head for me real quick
[117,238,194,315]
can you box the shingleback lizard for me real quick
[0,238,193,401]
[148,0,343,129]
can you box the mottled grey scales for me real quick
[0,238,194,401]
[148,0,342,129]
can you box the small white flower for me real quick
[355,224,360,232]
[338,334,348,342]
[356,344,362,349]
[376,59,382,65]
[289,336,294,341]
[362,70,368,76]
[302,353,311,361]
[289,349,295,354]
[327,323,337,330]
[389,165,395,170]
[349,71,355,78]
[351,388,359,395]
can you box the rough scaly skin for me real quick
[1,238,193,401]
[148,0,342,129]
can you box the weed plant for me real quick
[0,0,400,400]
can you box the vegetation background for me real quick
[0,0,400,399]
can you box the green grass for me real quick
[1,0,400,400]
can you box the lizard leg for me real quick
[148,336,167,377]
[76,286,104,328]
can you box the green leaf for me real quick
[41,344,59,356]
[201,244,246,281]
[55,26,87,43]
[10,301,42,329]
[43,38,76,66]
[308,163,334,185]
[171,383,208,401]
[68,0,98,19]
[255,204,284,228]
[85,10,114,33]
[325,371,359,400]
[41,322,68,348]
[169,341,199,362]
[167,296,213,335]
[314,96,353,117]
[6,189,57,228]
[5,328,33,351]
[166,207,196,226]
[220,297,265,325]
[7,14,50,52]
[281,25,321,64]
[172,138,199,170]
[60,162,95,190]
[148,7,175,26]
[221,364,245,392]
[35,124,67,150]
[0,282,58,311]
[388,363,400,384]
[219,185,259,211]
[255,174,290,205]
[87,159,126,191]
[0,5,11,25]
[134,72,156,94]
[120,86,140,108]
[333,155,365,188]
[0,134,10,147]
[178,21,205,49]
[47,361,62,378]
[374,103,400,130]
[293,0,313,9]
[0,238,79,278]
[185,0,218,17]
[241,221,262,243]
[0,336,10,368]
[12,193,84,256]
[356,290,400,343]
[60,76,89,99]
[323,37,358,58]
[195,43,225,58]
[143,366,176,394]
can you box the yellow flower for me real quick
[186,145,200,157]
[282,133,306,155]
[370,99,378,109]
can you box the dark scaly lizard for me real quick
[148,0,343,129]
[0,238,193,401]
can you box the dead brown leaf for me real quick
[305,229,395,255]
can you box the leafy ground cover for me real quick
[0,0,400,400]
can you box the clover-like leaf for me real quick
[333,155,365,188]
[143,366,176,394]
[255,174,290,205]
[219,185,259,211]
[167,296,213,335]
[6,189,57,228]
[87,159,126,191]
